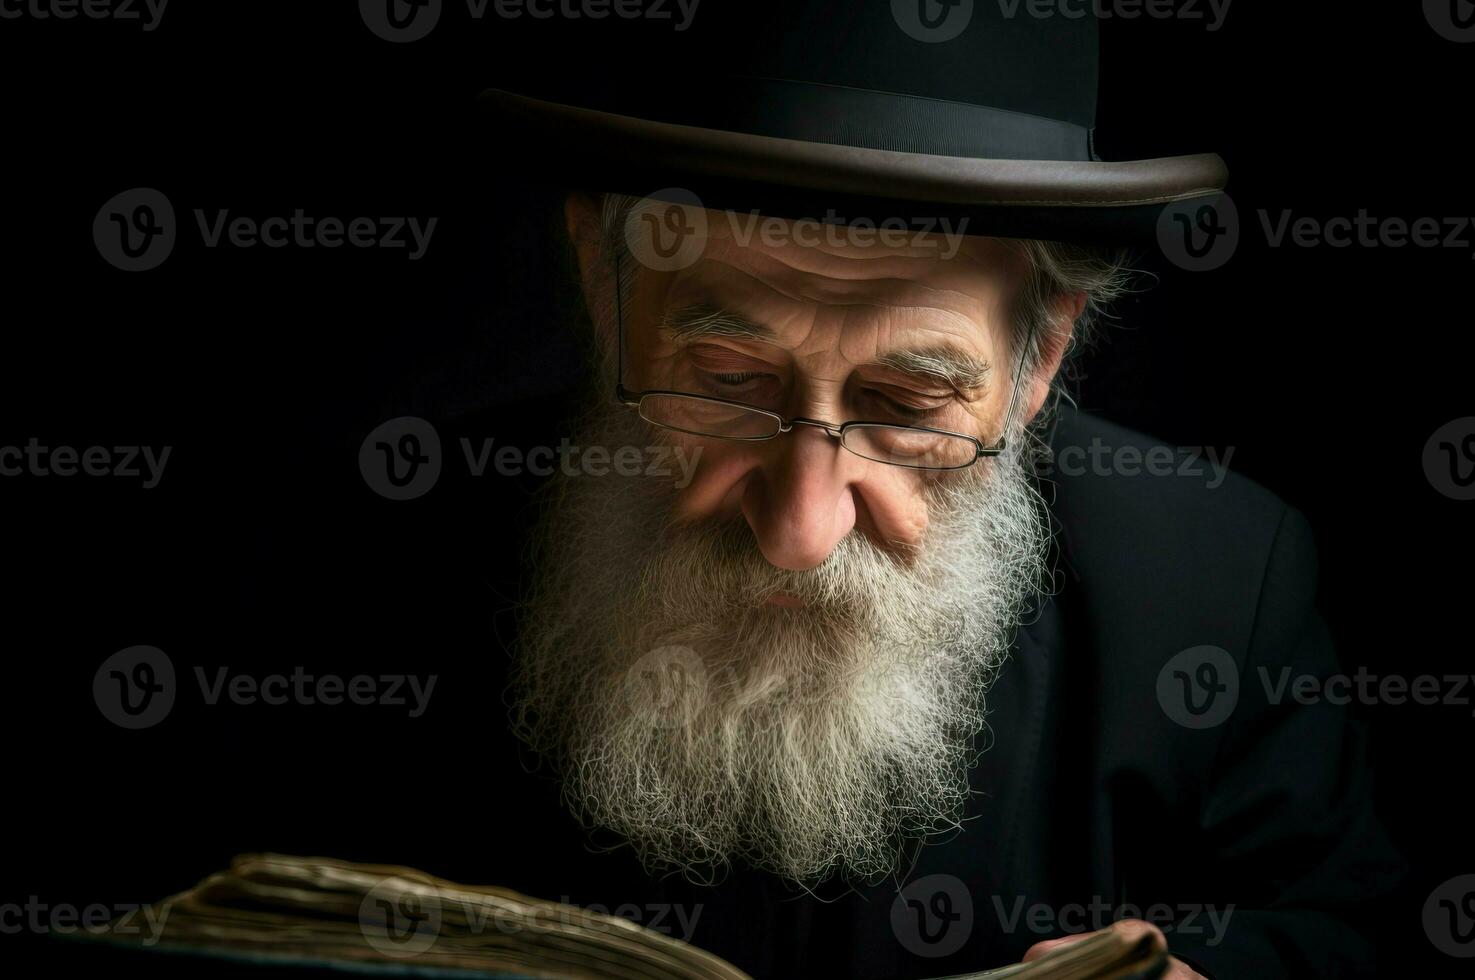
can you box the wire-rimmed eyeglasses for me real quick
[611,246,1032,471]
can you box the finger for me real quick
[1021,919,1168,963]
[1020,931,1092,962]
[1109,918,1167,949]
[1164,956,1209,980]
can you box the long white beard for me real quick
[510,402,1050,885]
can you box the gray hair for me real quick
[595,193,1135,437]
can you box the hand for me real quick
[1021,919,1208,980]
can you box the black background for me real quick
[2,1,1471,975]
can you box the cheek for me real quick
[854,472,934,552]
[665,440,758,521]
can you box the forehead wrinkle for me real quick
[691,241,997,313]
[654,296,1002,391]
[661,253,1008,379]
[672,253,1003,346]
[704,234,958,279]
[667,255,818,315]
[702,231,1018,303]
[834,303,997,366]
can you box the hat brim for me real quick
[480,88,1228,247]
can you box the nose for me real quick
[740,425,858,571]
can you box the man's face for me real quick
[620,208,1031,572]
[510,197,1063,885]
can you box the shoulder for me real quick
[1040,406,1317,666]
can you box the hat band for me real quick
[526,75,1094,163]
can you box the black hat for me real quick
[480,1,1227,245]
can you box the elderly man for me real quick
[477,5,1405,978]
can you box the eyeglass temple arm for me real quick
[613,251,645,407]
[981,318,1037,456]
[615,247,628,393]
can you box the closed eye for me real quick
[712,371,763,386]
[862,388,950,422]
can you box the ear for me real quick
[1021,290,1086,422]
[565,191,616,342]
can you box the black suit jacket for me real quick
[453,403,1406,979]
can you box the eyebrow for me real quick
[659,305,774,342]
[660,304,993,394]
[875,344,993,394]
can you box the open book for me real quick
[77,854,1168,980]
